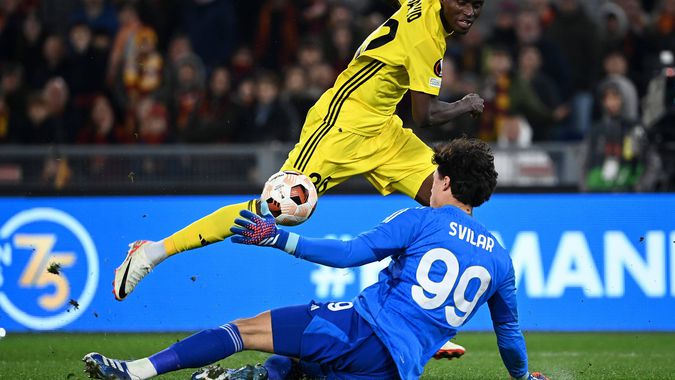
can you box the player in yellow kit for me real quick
[113,0,485,311]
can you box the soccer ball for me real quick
[261,171,318,226]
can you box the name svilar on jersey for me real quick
[406,0,422,22]
[449,222,495,252]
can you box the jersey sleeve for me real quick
[358,207,424,260]
[489,262,529,378]
[487,261,519,323]
[290,208,424,266]
[406,38,443,95]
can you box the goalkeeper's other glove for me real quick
[231,210,290,249]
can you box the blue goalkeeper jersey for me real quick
[350,206,520,379]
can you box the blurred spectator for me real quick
[301,0,329,36]
[598,2,630,56]
[326,24,357,72]
[525,0,556,27]
[0,63,28,142]
[119,25,163,130]
[76,94,123,144]
[230,46,256,84]
[22,92,60,144]
[598,1,649,94]
[231,77,257,136]
[479,47,559,141]
[69,0,118,38]
[107,1,142,86]
[497,113,533,148]
[43,77,79,142]
[31,35,67,88]
[171,56,206,141]
[308,62,336,95]
[447,27,486,76]
[66,22,108,116]
[255,0,300,71]
[41,155,72,190]
[16,11,45,87]
[601,51,639,120]
[185,66,237,143]
[135,0,180,52]
[488,0,518,47]
[517,45,569,141]
[39,0,80,36]
[644,0,675,68]
[546,0,600,138]
[581,78,661,192]
[493,113,557,186]
[0,0,21,60]
[515,8,570,99]
[136,97,168,144]
[235,71,297,143]
[323,3,357,71]
[281,65,316,122]
[297,39,325,72]
[162,35,204,98]
[182,0,237,68]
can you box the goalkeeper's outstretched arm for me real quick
[488,265,550,380]
[230,210,382,268]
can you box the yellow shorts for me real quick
[281,109,436,198]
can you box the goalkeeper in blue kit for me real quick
[84,138,548,380]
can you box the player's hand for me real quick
[461,93,484,118]
[231,210,286,247]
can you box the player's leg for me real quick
[83,310,276,380]
[113,199,259,300]
[113,109,340,301]
[414,173,434,206]
[191,304,319,380]
[361,118,436,204]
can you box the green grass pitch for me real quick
[1,332,674,379]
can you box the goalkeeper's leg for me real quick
[113,199,258,301]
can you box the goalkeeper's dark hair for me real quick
[433,137,498,208]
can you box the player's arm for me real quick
[229,209,418,268]
[410,90,484,128]
[488,264,549,380]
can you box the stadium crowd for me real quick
[0,0,673,190]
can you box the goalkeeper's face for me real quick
[441,0,484,35]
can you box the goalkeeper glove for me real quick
[231,210,297,252]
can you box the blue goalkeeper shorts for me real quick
[270,300,400,380]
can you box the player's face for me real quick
[441,0,484,35]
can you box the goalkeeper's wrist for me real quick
[273,230,300,254]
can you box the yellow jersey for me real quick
[309,0,451,137]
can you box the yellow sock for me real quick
[163,199,256,255]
